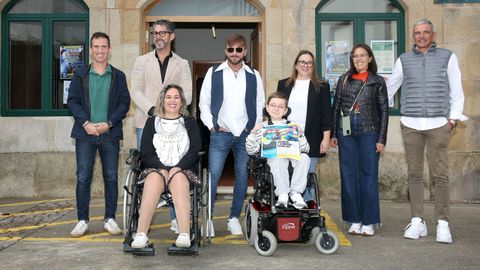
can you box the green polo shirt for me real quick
[89,64,112,123]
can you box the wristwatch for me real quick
[107,121,113,128]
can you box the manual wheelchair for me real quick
[122,149,208,256]
[243,156,339,256]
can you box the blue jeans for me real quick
[209,131,249,218]
[337,114,380,225]
[136,127,176,221]
[75,136,119,221]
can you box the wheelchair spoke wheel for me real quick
[315,230,339,255]
[125,183,141,238]
[122,169,135,236]
[254,230,277,256]
[244,204,259,246]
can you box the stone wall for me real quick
[0,0,478,201]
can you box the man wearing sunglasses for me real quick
[199,34,265,236]
[130,19,192,234]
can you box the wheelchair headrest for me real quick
[263,107,291,125]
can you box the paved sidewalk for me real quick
[1,198,480,269]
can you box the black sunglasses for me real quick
[226,47,244,53]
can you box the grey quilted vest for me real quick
[399,43,452,117]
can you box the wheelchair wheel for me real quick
[307,227,320,245]
[314,230,339,255]
[244,204,259,246]
[124,179,142,238]
[254,230,277,256]
[122,169,135,235]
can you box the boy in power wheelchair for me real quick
[123,84,202,256]
[244,92,339,256]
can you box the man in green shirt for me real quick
[67,32,131,237]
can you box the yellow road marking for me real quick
[0,198,74,207]
[322,211,351,246]
[1,199,349,247]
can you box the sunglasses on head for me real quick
[227,47,244,53]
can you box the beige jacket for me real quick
[130,51,192,128]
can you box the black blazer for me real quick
[140,116,201,174]
[277,79,332,158]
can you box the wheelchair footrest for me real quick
[167,243,199,256]
[123,242,155,256]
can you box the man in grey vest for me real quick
[387,19,467,244]
[199,34,265,236]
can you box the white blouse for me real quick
[288,79,310,130]
[153,117,190,166]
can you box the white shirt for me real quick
[288,79,310,130]
[387,51,467,130]
[199,61,265,136]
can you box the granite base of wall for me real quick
[0,152,130,198]
[1,151,479,203]
[316,151,480,203]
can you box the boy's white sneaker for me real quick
[131,232,149,248]
[70,220,89,237]
[175,233,191,248]
[404,217,428,239]
[436,220,452,244]
[290,193,307,209]
[275,193,288,208]
[227,217,243,235]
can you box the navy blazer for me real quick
[67,64,131,142]
[277,78,332,158]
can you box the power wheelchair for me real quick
[122,149,208,256]
[243,155,339,256]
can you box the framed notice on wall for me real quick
[370,40,394,74]
[60,45,83,80]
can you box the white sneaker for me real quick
[104,218,122,236]
[170,219,180,234]
[348,222,362,235]
[275,193,288,208]
[404,217,428,239]
[227,217,243,235]
[70,220,89,237]
[131,232,149,248]
[175,233,191,248]
[361,224,374,236]
[436,220,452,244]
[290,193,307,209]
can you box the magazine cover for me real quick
[60,45,83,79]
[261,123,301,160]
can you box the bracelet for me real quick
[82,121,90,127]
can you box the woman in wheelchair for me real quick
[245,92,310,209]
[131,84,201,249]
